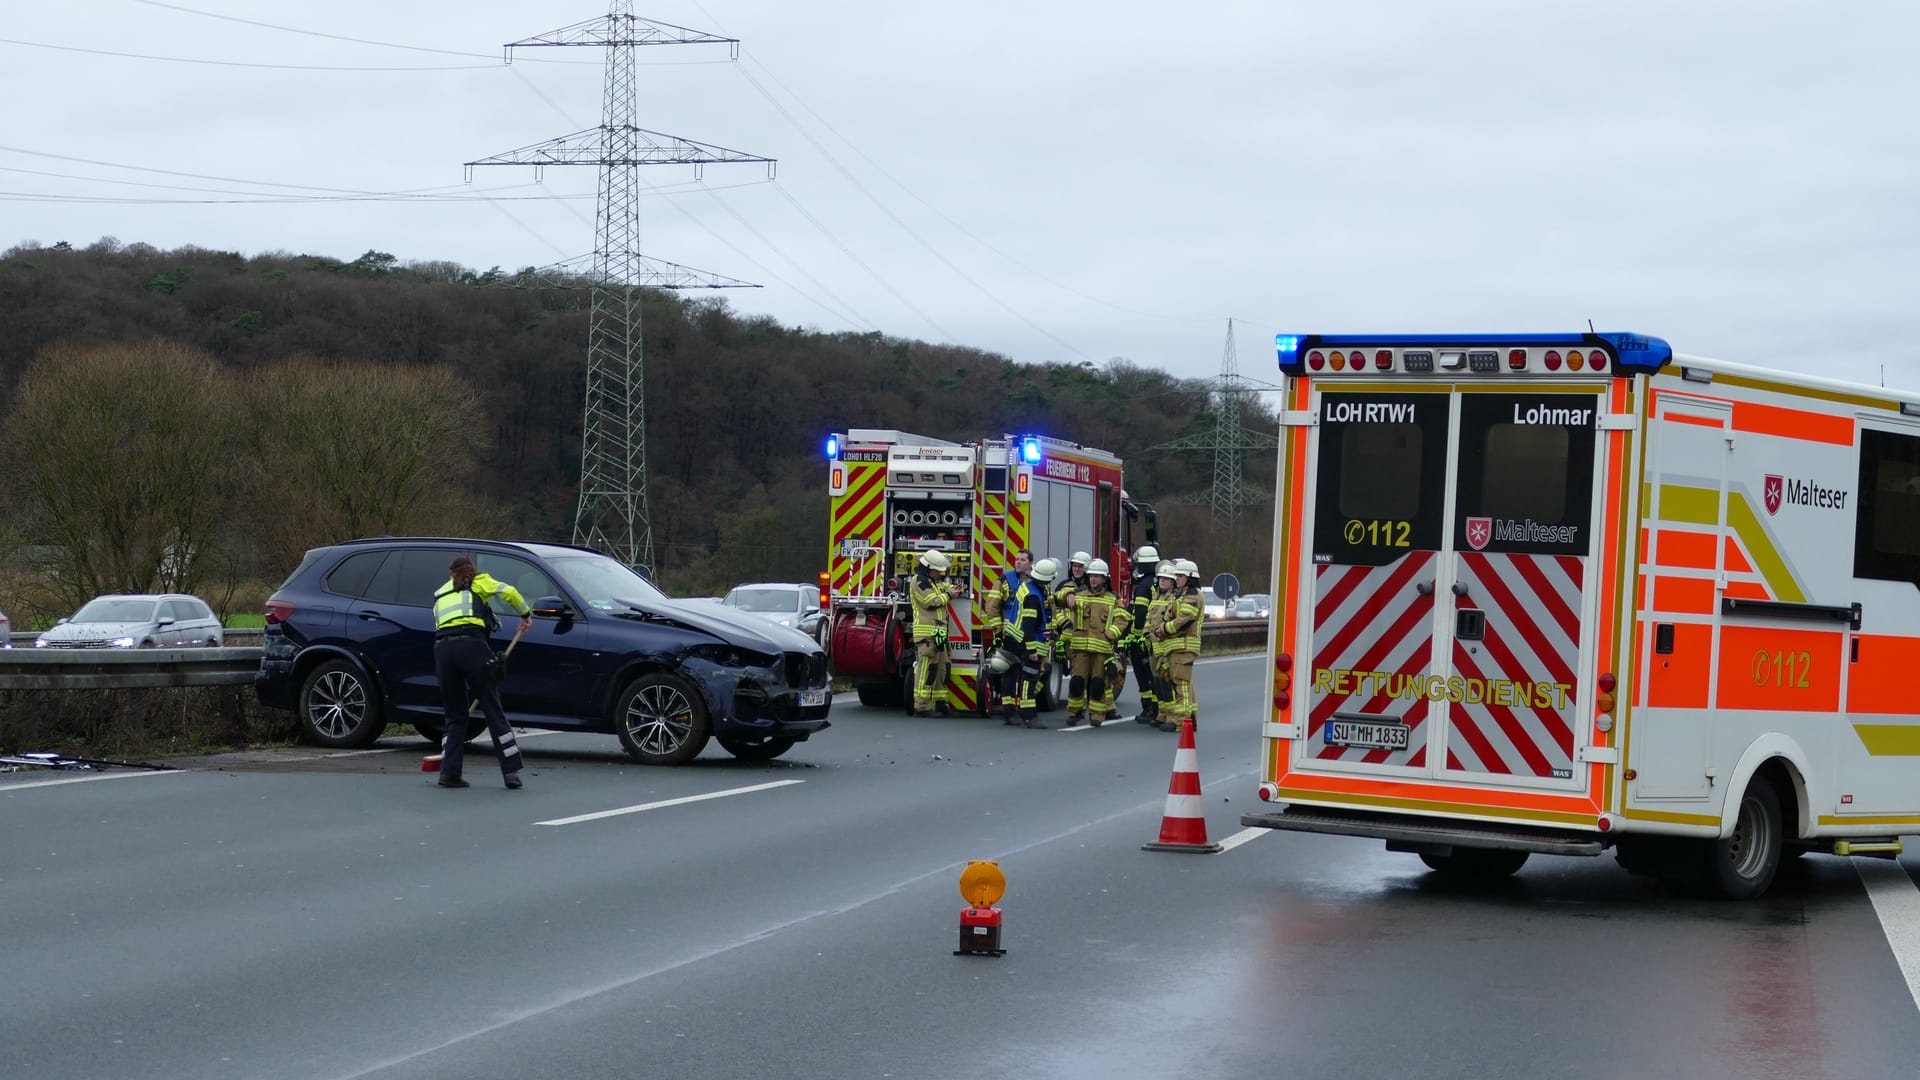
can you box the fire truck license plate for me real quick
[1325,716,1409,751]
[800,689,828,707]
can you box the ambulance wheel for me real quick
[614,672,710,766]
[1418,848,1529,878]
[1702,780,1782,900]
[717,736,794,761]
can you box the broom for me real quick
[422,623,527,772]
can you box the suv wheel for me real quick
[299,658,387,748]
[615,672,711,765]
[717,736,795,761]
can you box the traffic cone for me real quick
[1142,717,1220,853]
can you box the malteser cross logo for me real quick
[1764,474,1783,516]
[1466,517,1492,551]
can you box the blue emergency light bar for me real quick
[1274,332,1672,379]
[824,435,839,459]
[1020,437,1042,464]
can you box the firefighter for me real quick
[1160,558,1204,733]
[1124,545,1162,726]
[1048,551,1090,715]
[993,557,1055,728]
[1069,558,1128,727]
[908,550,961,716]
[978,548,1033,651]
[1142,559,1178,726]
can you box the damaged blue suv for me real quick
[256,538,832,764]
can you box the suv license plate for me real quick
[799,689,828,707]
[1325,718,1409,751]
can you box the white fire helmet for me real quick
[919,550,951,573]
[1155,562,1178,582]
[987,650,1013,675]
[1087,558,1110,577]
[1030,558,1059,584]
[1176,559,1198,578]
[1070,551,1091,567]
[1134,545,1159,563]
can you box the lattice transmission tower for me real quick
[466,4,775,572]
[1150,319,1282,543]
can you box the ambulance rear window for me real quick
[1337,424,1422,521]
[1480,425,1569,522]
[1856,429,1920,583]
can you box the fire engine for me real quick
[1240,333,1920,898]
[822,429,1155,713]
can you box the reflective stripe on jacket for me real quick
[1068,586,1126,656]
[1165,588,1203,652]
[432,573,529,631]
[909,572,955,642]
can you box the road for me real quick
[4,655,1919,1080]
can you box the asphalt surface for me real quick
[4,654,1919,1080]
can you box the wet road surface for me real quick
[4,654,1917,1079]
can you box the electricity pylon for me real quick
[1150,320,1282,545]
[465,4,774,573]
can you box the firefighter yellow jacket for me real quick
[1068,584,1128,656]
[909,572,957,642]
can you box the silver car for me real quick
[35,594,225,649]
[721,582,828,644]
[1,604,11,649]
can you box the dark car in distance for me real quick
[256,538,832,765]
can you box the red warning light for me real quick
[1307,351,1325,371]
[1543,350,1563,371]
[1507,349,1527,370]
[1375,350,1393,370]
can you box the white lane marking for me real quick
[329,770,1252,1080]
[535,779,804,826]
[1855,857,1920,1016]
[1,769,188,791]
[1215,826,1271,853]
[1197,653,1263,665]
[1059,716,1134,732]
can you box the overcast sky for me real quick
[4,1,1916,388]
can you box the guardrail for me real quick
[0,647,265,690]
[0,621,1268,691]
[1199,618,1268,654]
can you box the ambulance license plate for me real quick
[1325,716,1409,751]
[799,689,828,707]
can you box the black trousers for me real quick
[1128,641,1159,714]
[434,634,522,779]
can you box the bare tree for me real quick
[1,341,242,607]
[242,359,492,570]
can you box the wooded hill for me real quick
[0,239,1280,606]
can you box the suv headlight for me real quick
[113,636,137,648]
[687,643,779,669]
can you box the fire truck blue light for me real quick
[1021,438,1042,464]
[824,435,839,459]
[1274,334,1302,360]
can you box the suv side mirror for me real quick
[531,596,575,619]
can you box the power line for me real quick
[129,0,598,65]
[733,62,1090,361]
[0,36,497,70]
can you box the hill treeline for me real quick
[0,239,1278,609]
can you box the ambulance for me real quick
[1239,333,1920,898]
